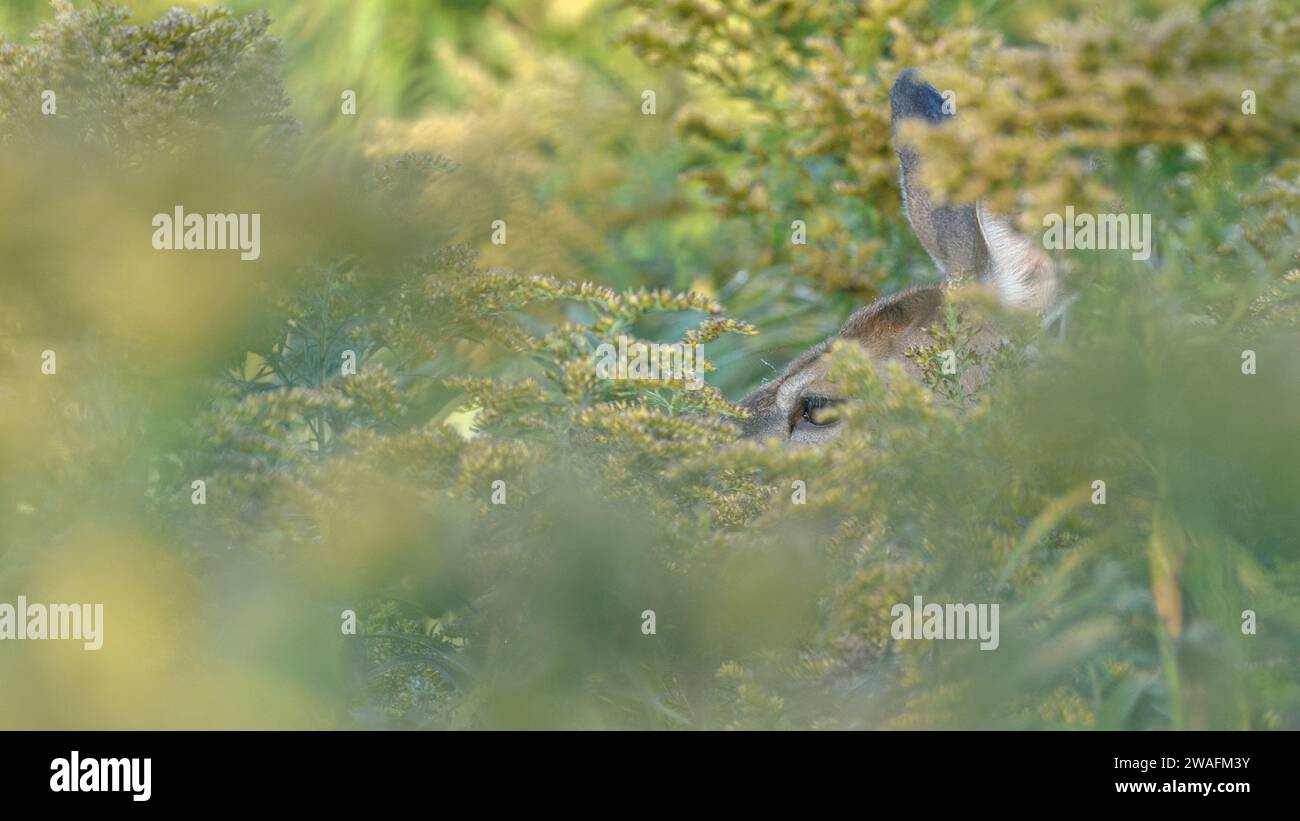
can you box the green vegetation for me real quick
[0,0,1296,729]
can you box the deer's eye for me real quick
[796,395,842,429]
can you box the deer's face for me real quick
[739,288,943,444]
[737,69,1058,445]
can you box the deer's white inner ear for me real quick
[975,201,1057,313]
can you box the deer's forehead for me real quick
[775,357,831,407]
[769,363,811,407]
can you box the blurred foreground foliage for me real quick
[0,0,1297,728]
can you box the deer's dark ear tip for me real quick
[890,68,948,124]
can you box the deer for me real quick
[739,69,1063,444]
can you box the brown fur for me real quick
[738,69,1060,444]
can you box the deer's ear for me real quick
[975,202,1058,312]
[890,69,987,281]
[890,69,1058,314]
